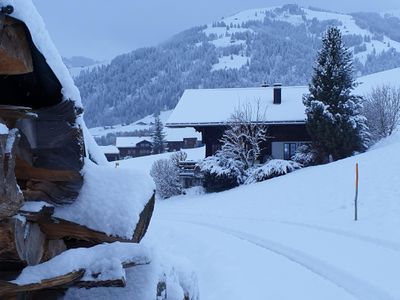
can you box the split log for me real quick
[0,218,46,271]
[0,270,85,297]
[0,15,33,75]
[41,239,67,263]
[132,193,155,242]
[19,193,155,246]
[0,250,150,297]
[0,128,24,219]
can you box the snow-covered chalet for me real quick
[167,84,311,161]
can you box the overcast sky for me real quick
[33,0,400,61]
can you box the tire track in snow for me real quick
[279,220,400,253]
[164,213,400,253]
[172,219,397,300]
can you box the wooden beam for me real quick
[0,16,33,75]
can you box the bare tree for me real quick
[219,101,268,170]
[363,85,400,143]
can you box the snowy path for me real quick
[145,210,400,300]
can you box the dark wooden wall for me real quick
[196,124,310,158]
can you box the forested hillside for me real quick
[75,4,400,127]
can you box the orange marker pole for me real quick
[354,163,359,221]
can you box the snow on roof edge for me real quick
[4,0,82,107]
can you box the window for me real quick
[284,143,298,160]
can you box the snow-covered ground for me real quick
[139,130,400,300]
[117,146,205,174]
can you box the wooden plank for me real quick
[0,16,33,75]
[132,193,155,243]
[0,129,24,219]
[0,270,85,297]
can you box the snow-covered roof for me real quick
[99,145,120,155]
[167,86,308,127]
[165,128,201,142]
[116,137,153,148]
[4,0,82,106]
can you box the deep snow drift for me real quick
[141,131,400,299]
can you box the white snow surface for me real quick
[167,86,308,126]
[20,201,53,213]
[0,123,8,134]
[89,110,173,137]
[99,145,120,155]
[89,110,200,142]
[117,147,205,175]
[212,55,248,71]
[13,242,150,285]
[355,67,400,94]
[55,160,155,238]
[3,0,81,106]
[168,68,400,127]
[64,249,199,300]
[140,130,400,300]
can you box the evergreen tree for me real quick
[152,114,166,154]
[303,27,369,161]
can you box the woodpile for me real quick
[0,107,155,299]
[0,11,155,299]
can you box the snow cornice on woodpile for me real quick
[1,0,82,107]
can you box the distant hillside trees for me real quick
[303,27,369,162]
[363,85,400,143]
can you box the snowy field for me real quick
[117,146,205,174]
[137,131,400,300]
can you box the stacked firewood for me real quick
[0,112,155,299]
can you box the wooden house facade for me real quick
[167,85,311,161]
[116,137,153,158]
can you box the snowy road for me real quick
[145,208,400,300]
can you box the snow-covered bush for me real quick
[150,159,182,199]
[363,85,400,144]
[245,159,301,184]
[170,151,188,168]
[220,102,268,170]
[198,155,245,193]
[292,144,320,167]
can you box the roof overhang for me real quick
[166,120,306,128]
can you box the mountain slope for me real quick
[76,4,400,127]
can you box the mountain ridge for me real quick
[75,4,400,127]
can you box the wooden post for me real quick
[354,163,359,221]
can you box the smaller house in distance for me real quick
[165,127,202,152]
[99,145,120,161]
[166,84,311,161]
[116,137,153,158]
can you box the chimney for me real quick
[261,81,269,88]
[273,83,282,104]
